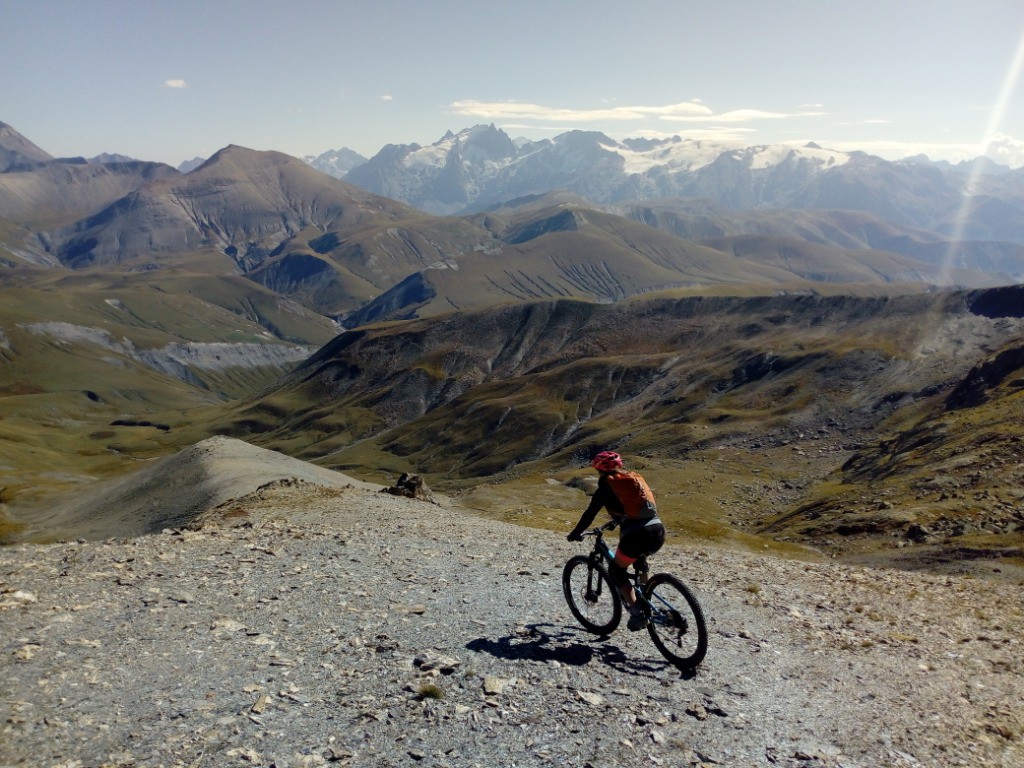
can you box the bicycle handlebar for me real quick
[581,520,618,537]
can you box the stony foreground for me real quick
[2,482,1022,768]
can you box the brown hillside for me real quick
[0,159,180,230]
[205,287,1024,575]
[343,202,973,326]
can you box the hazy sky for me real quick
[3,0,1024,168]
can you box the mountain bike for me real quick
[562,520,708,670]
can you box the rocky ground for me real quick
[3,476,1023,768]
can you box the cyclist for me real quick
[567,450,665,630]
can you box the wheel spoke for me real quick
[562,555,621,635]
[644,573,707,669]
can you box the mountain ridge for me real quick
[2,120,1024,581]
[8,123,1013,329]
[197,286,1024,577]
[0,121,53,171]
[337,125,1024,247]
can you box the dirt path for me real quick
[3,479,1022,768]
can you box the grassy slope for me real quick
[181,290,1024,572]
[345,205,977,325]
[4,285,1022,579]
[0,261,342,518]
[759,340,1024,569]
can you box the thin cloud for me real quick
[449,100,712,122]
[164,79,187,89]
[380,94,394,102]
[450,100,826,126]
[821,139,987,164]
[661,108,827,123]
[985,133,1024,166]
[647,126,758,139]
[497,123,573,134]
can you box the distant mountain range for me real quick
[337,125,1024,245]
[303,147,367,178]
[2,118,1024,332]
[49,121,1024,249]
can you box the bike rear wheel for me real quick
[562,555,622,635]
[644,573,708,670]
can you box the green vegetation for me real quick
[415,683,445,700]
[0,264,336,511]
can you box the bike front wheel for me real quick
[644,573,708,670]
[562,555,622,635]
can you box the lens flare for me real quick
[941,28,1024,284]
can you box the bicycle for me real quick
[562,520,708,670]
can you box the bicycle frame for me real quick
[583,522,650,607]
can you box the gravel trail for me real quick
[3,476,1023,768]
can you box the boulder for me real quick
[380,473,436,503]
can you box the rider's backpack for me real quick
[605,471,658,520]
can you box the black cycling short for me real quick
[617,521,665,560]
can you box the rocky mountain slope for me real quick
[0,120,53,171]
[10,436,377,542]
[0,125,491,318]
[208,286,1024,575]
[345,200,998,326]
[0,158,181,255]
[609,199,1024,282]
[2,120,1023,584]
[2,437,1022,767]
[0,260,347,517]
[50,146,427,271]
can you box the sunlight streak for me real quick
[942,26,1024,283]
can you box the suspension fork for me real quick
[583,549,605,600]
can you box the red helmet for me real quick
[591,450,623,472]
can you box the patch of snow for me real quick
[749,145,797,170]
[614,138,744,175]
[404,143,453,170]
[748,143,850,171]
[589,136,851,175]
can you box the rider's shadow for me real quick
[466,623,677,679]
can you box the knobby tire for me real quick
[562,555,622,635]
[644,573,708,670]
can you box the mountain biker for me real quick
[567,450,665,631]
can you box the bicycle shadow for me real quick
[466,622,692,680]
